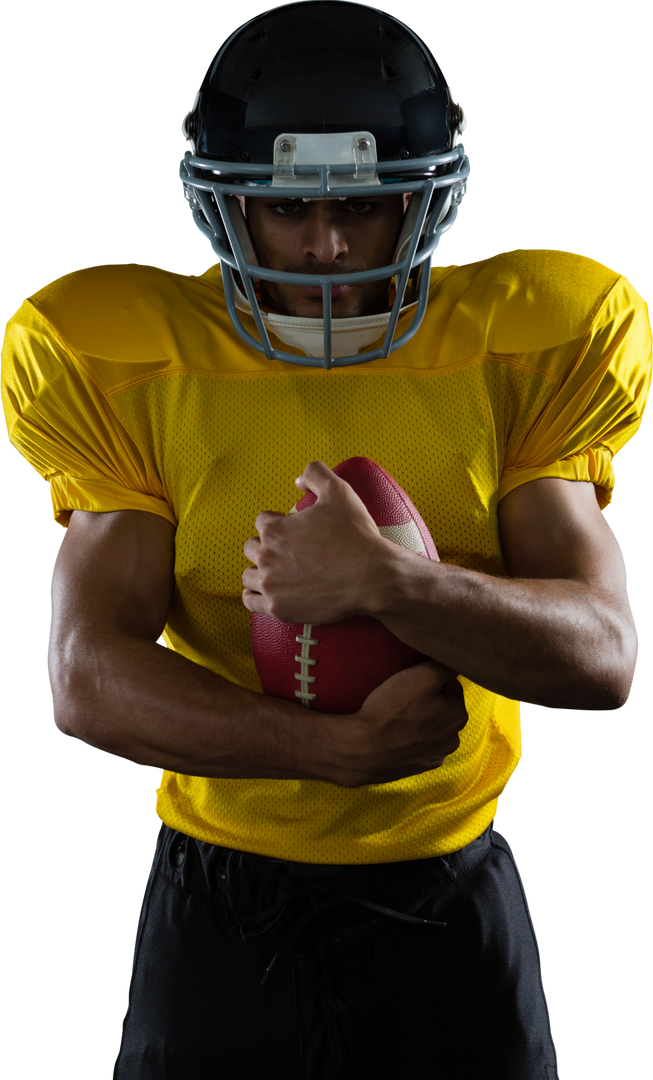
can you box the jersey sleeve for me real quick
[498,275,651,508]
[2,299,177,527]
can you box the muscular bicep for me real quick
[496,478,638,704]
[50,509,176,645]
[498,477,628,600]
[48,510,177,737]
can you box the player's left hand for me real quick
[242,461,392,623]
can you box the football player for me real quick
[2,3,650,1078]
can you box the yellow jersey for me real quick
[2,250,650,862]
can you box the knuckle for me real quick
[267,599,286,621]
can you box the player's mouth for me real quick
[298,284,354,298]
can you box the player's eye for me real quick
[268,200,373,214]
[270,201,300,215]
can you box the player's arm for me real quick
[49,508,466,786]
[49,509,327,780]
[377,475,637,708]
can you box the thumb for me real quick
[294,460,335,498]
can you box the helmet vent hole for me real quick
[382,61,397,80]
[250,67,262,81]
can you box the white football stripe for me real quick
[378,521,427,555]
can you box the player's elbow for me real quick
[605,613,638,707]
[614,661,637,707]
[577,617,638,711]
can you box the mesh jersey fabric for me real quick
[3,250,651,863]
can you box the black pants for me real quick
[113,821,559,1079]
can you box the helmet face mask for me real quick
[180,1,469,369]
[241,187,407,322]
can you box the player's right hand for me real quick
[332,661,468,787]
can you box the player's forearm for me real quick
[49,631,343,781]
[369,545,637,709]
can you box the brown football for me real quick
[251,457,438,715]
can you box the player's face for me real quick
[244,194,406,319]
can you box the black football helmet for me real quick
[180,1,469,368]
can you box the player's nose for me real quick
[302,208,348,264]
